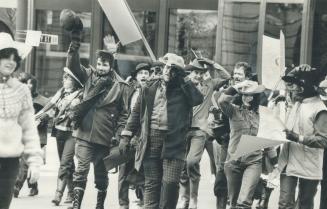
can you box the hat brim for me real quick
[64,67,84,87]
[0,41,32,59]
[239,85,266,95]
[185,64,207,72]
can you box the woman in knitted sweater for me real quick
[0,32,42,209]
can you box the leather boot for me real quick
[177,179,189,209]
[189,180,199,209]
[67,188,84,209]
[95,190,107,209]
[52,178,67,206]
[258,187,273,209]
[216,194,228,209]
[64,177,74,203]
[28,182,39,196]
[159,181,180,209]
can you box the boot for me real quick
[95,190,107,209]
[52,178,67,206]
[177,180,189,209]
[28,183,39,196]
[159,181,180,209]
[258,187,273,209]
[67,188,84,209]
[216,194,228,209]
[64,177,74,203]
[189,180,200,209]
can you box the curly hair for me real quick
[0,48,21,71]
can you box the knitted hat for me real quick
[158,53,185,69]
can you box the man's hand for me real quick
[284,129,299,142]
[119,136,130,155]
[68,41,80,53]
[27,166,40,184]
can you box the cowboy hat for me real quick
[282,65,320,88]
[185,58,207,72]
[158,53,185,69]
[0,32,32,59]
[239,81,265,95]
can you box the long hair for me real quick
[235,93,261,112]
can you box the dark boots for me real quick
[95,190,107,209]
[67,188,85,209]
[28,182,39,196]
[159,181,180,209]
[256,187,273,209]
[216,194,228,209]
[64,177,74,204]
[52,178,67,206]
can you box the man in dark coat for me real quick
[119,53,203,209]
[66,40,131,209]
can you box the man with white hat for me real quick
[178,57,231,209]
[119,53,203,209]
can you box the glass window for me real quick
[264,3,303,68]
[34,10,91,96]
[311,0,327,76]
[219,2,260,73]
[168,9,217,64]
[103,10,156,79]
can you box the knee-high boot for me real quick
[52,178,67,206]
[64,177,74,203]
[95,190,107,209]
[67,187,85,209]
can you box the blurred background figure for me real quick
[14,72,49,197]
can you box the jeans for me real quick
[73,139,109,190]
[118,159,135,206]
[0,158,20,209]
[214,141,228,196]
[279,174,319,209]
[56,130,75,179]
[224,159,262,208]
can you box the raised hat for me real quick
[185,58,207,72]
[239,81,265,95]
[158,53,185,69]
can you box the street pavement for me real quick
[10,137,321,209]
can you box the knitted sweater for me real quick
[0,77,42,168]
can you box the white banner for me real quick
[98,0,142,45]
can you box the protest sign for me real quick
[25,30,42,47]
[97,0,142,45]
[229,106,288,160]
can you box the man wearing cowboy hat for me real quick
[64,31,131,208]
[118,62,151,209]
[119,53,203,209]
[276,64,327,209]
[178,58,231,209]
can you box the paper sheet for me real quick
[229,106,288,160]
[25,30,42,47]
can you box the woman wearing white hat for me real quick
[0,32,42,209]
[218,80,270,209]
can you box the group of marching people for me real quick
[1,10,327,209]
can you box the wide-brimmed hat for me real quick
[185,58,207,72]
[239,81,265,95]
[63,67,83,87]
[0,32,32,59]
[131,62,151,78]
[158,53,185,69]
[282,65,320,88]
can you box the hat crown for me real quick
[0,32,14,43]
[160,53,185,68]
[240,81,265,94]
[188,59,206,70]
